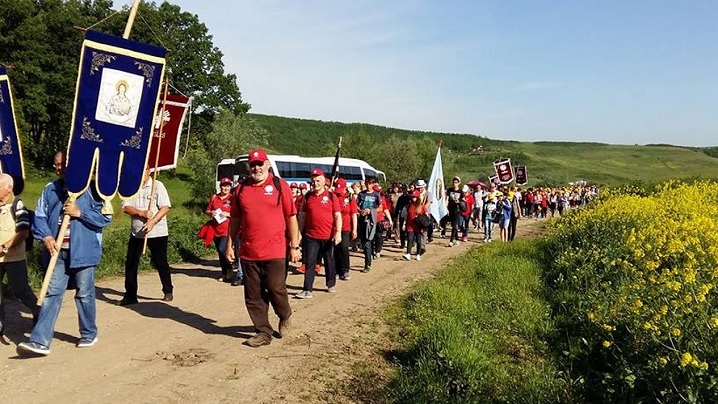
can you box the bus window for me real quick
[234,160,250,182]
[349,166,362,180]
[276,161,292,178]
[363,168,377,180]
[216,163,234,181]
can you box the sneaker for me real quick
[462,236,468,242]
[447,241,454,247]
[162,293,173,302]
[402,253,411,261]
[375,252,381,259]
[339,274,351,281]
[231,278,243,287]
[362,266,371,273]
[427,238,433,243]
[17,341,50,356]
[244,333,271,348]
[416,255,422,261]
[488,239,493,243]
[278,316,292,338]
[315,264,323,275]
[295,290,313,299]
[327,286,337,293]
[77,336,98,348]
[118,297,138,306]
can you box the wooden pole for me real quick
[123,0,141,39]
[142,78,169,254]
[37,195,76,306]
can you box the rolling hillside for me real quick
[249,113,718,187]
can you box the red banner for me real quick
[515,166,528,185]
[493,158,514,184]
[148,94,190,171]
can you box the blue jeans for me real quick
[484,215,494,240]
[214,236,242,281]
[30,250,97,347]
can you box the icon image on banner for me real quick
[95,68,145,128]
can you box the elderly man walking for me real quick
[226,149,301,347]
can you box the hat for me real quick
[310,168,324,177]
[452,176,461,182]
[462,185,470,193]
[410,190,421,197]
[290,182,298,188]
[373,184,382,192]
[508,191,515,200]
[248,149,269,164]
[415,179,427,188]
[219,177,232,186]
[496,191,503,197]
[299,183,308,189]
[334,179,347,194]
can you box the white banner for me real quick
[427,146,448,224]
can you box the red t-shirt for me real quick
[302,190,341,239]
[206,193,232,236]
[461,194,474,218]
[294,194,304,213]
[377,195,388,222]
[231,174,296,260]
[406,203,427,233]
[338,192,358,232]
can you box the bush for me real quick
[545,180,718,402]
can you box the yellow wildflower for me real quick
[680,352,693,367]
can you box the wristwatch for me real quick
[290,244,300,251]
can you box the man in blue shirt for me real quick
[356,176,381,272]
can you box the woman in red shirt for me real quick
[402,190,427,261]
[205,177,239,285]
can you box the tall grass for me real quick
[383,240,569,403]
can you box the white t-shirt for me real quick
[122,178,171,238]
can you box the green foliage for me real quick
[384,240,569,403]
[544,180,718,402]
[186,110,268,202]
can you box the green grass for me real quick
[376,239,570,403]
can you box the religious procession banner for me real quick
[493,158,514,185]
[488,173,499,186]
[65,30,166,200]
[148,94,190,171]
[515,165,528,185]
[427,146,448,225]
[0,66,26,182]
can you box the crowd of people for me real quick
[2,148,598,354]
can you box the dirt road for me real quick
[0,220,545,403]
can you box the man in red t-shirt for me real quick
[296,169,342,299]
[226,149,301,348]
[333,178,357,281]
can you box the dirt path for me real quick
[0,220,546,403]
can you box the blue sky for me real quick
[117,1,718,147]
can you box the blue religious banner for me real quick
[65,30,166,200]
[0,66,26,185]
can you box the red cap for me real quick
[248,149,269,164]
[334,178,347,194]
[410,190,421,197]
[300,183,308,189]
[373,184,382,192]
[310,168,324,177]
[290,182,298,188]
[219,177,232,185]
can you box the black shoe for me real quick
[231,278,243,286]
[162,293,174,302]
[118,297,138,306]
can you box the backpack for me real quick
[235,175,283,206]
[10,198,34,252]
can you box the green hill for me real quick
[249,113,718,187]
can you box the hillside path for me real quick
[0,219,545,403]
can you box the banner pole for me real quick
[123,0,141,39]
[142,78,169,255]
[37,194,76,306]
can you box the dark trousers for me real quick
[406,232,425,255]
[303,236,337,291]
[334,231,351,277]
[124,235,173,299]
[213,236,234,278]
[359,221,374,269]
[399,217,407,247]
[449,214,460,242]
[508,215,518,241]
[0,260,39,331]
[427,215,435,241]
[373,230,384,255]
[241,259,292,338]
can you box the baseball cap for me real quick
[462,185,470,192]
[299,183,308,189]
[290,182,298,188]
[410,190,421,197]
[219,177,232,186]
[247,149,269,164]
[334,178,347,194]
[310,168,324,177]
[373,184,382,192]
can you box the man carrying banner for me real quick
[18,151,112,356]
[120,166,173,306]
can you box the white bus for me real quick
[215,154,386,192]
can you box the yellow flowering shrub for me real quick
[545,180,718,402]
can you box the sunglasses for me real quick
[249,161,265,168]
